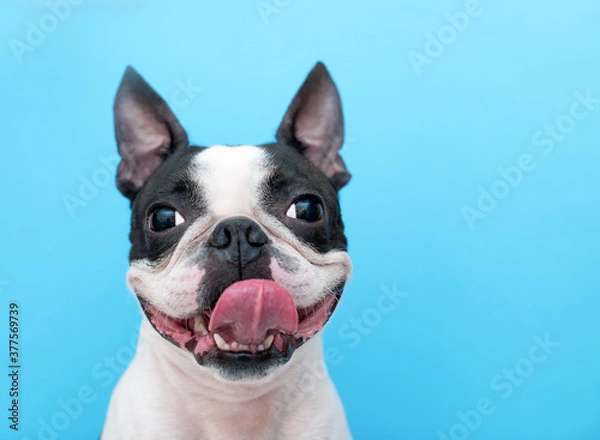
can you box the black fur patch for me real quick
[128,146,207,262]
[127,143,347,265]
[260,143,348,253]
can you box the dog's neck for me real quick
[131,320,333,438]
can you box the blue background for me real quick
[1,1,599,439]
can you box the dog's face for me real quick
[113,63,352,380]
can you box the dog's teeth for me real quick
[263,334,274,349]
[193,316,208,335]
[214,333,227,350]
[239,343,249,351]
[231,341,239,349]
[250,344,257,352]
[258,344,265,351]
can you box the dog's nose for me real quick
[208,217,269,266]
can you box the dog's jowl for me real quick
[102,63,353,440]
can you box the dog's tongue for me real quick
[208,280,298,345]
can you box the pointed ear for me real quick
[276,62,350,191]
[113,66,188,200]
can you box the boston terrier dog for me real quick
[102,62,353,440]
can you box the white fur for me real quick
[102,322,351,440]
[192,145,268,220]
[258,213,352,308]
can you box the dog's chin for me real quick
[138,283,343,380]
[192,344,294,380]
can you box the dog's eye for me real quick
[149,207,185,231]
[285,197,324,222]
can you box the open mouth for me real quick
[140,279,342,366]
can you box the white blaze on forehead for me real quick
[192,145,269,219]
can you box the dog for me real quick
[101,62,353,440]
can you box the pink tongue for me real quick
[208,280,298,345]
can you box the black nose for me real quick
[208,217,269,266]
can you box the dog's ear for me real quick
[113,66,188,200]
[276,62,350,191]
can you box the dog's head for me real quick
[113,63,352,379]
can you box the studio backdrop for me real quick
[1,1,599,439]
